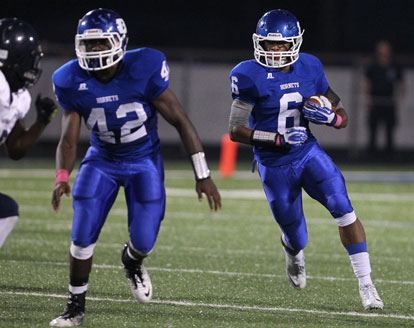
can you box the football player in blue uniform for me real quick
[50,8,221,327]
[0,18,57,248]
[228,9,383,311]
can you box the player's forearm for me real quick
[176,119,204,155]
[55,111,81,173]
[335,108,348,128]
[56,137,77,173]
[229,125,253,145]
[173,119,212,181]
[5,122,46,160]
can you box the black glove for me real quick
[35,94,57,124]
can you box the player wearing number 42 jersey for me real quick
[50,8,221,327]
[228,9,383,311]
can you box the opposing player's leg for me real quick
[122,155,166,303]
[0,193,19,248]
[50,163,119,327]
[258,162,307,289]
[302,144,383,310]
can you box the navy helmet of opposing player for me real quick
[253,9,304,68]
[75,8,128,71]
[0,18,43,88]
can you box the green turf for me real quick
[0,163,413,327]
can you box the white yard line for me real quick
[1,290,413,321]
[5,237,414,264]
[3,259,414,285]
[2,187,414,202]
[1,168,414,182]
[14,205,414,228]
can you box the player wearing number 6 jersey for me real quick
[228,9,382,311]
[50,8,221,327]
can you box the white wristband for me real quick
[190,152,210,181]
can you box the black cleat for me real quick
[49,292,85,327]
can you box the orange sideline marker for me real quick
[219,133,238,177]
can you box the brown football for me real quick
[304,95,336,112]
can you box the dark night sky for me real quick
[3,0,414,55]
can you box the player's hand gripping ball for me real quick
[304,95,336,112]
[302,95,337,125]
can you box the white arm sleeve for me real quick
[228,99,253,130]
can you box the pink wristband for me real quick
[55,169,69,184]
[275,134,282,147]
[333,114,343,127]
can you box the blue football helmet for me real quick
[253,9,304,68]
[75,8,128,71]
[0,18,43,87]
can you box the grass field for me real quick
[0,161,413,327]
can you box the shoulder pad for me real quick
[297,53,323,68]
[230,60,262,102]
[232,60,265,76]
[52,59,82,88]
[123,48,166,77]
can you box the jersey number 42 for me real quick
[87,102,148,144]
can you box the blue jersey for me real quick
[229,53,329,166]
[53,48,170,161]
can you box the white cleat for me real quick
[359,283,383,310]
[125,262,153,303]
[122,244,152,303]
[284,249,306,289]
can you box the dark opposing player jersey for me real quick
[52,48,170,161]
[229,53,329,166]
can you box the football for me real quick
[304,95,336,112]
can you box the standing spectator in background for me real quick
[363,40,405,153]
[0,18,57,248]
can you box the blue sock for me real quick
[345,241,367,255]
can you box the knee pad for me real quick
[335,211,357,227]
[70,242,96,260]
[0,193,19,218]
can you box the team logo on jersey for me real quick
[267,73,274,79]
[78,83,88,91]
[96,95,119,104]
[280,82,300,90]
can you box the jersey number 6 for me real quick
[278,92,302,134]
